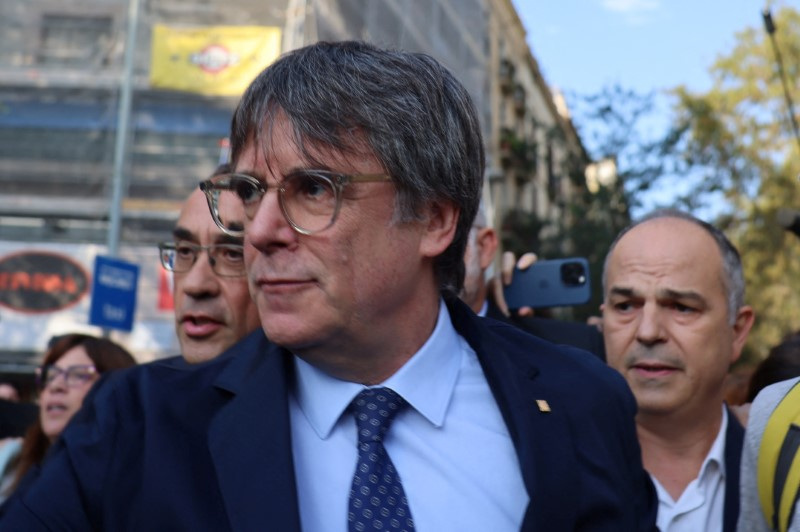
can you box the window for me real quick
[38,14,113,67]
[546,141,559,201]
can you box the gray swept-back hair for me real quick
[602,209,745,324]
[229,41,484,295]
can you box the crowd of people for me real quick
[0,39,797,531]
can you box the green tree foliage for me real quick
[667,6,800,361]
[501,208,544,257]
[569,85,672,210]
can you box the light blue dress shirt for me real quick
[289,300,528,531]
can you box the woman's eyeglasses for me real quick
[36,364,98,390]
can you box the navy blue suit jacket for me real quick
[724,407,744,532]
[1,298,656,531]
[485,300,606,361]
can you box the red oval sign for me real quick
[0,251,90,313]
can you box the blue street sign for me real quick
[89,256,139,332]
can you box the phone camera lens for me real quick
[560,262,587,286]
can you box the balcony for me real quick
[499,127,537,178]
[512,83,526,116]
[499,58,515,95]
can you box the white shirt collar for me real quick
[652,404,729,507]
[696,405,728,485]
[292,300,462,439]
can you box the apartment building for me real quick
[0,0,587,382]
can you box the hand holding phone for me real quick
[503,257,591,309]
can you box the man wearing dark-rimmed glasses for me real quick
[2,41,656,531]
[158,164,260,364]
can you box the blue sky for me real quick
[510,0,777,214]
[511,0,769,97]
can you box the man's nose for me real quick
[180,251,220,297]
[636,304,666,346]
[246,187,298,251]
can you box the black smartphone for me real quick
[503,257,591,309]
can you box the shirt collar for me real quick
[697,405,728,483]
[292,299,462,439]
[651,405,729,507]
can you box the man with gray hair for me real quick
[2,41,655,530]
[601,209,755,532]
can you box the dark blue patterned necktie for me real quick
[348,387,415,532]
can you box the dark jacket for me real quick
[1,298,656,531]
[485,299,606,360]
[724,407,744,532]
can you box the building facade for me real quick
[0,0,587,380]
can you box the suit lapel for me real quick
[723,406,744,532]
[485,299,510,322]
[449,298,579,531]
[208,332,302,532]
[206,302,584,531]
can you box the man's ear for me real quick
[419,201,459,258]
[475,227,498,270]
[730,305,755,364]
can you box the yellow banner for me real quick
[150,25,282,96]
